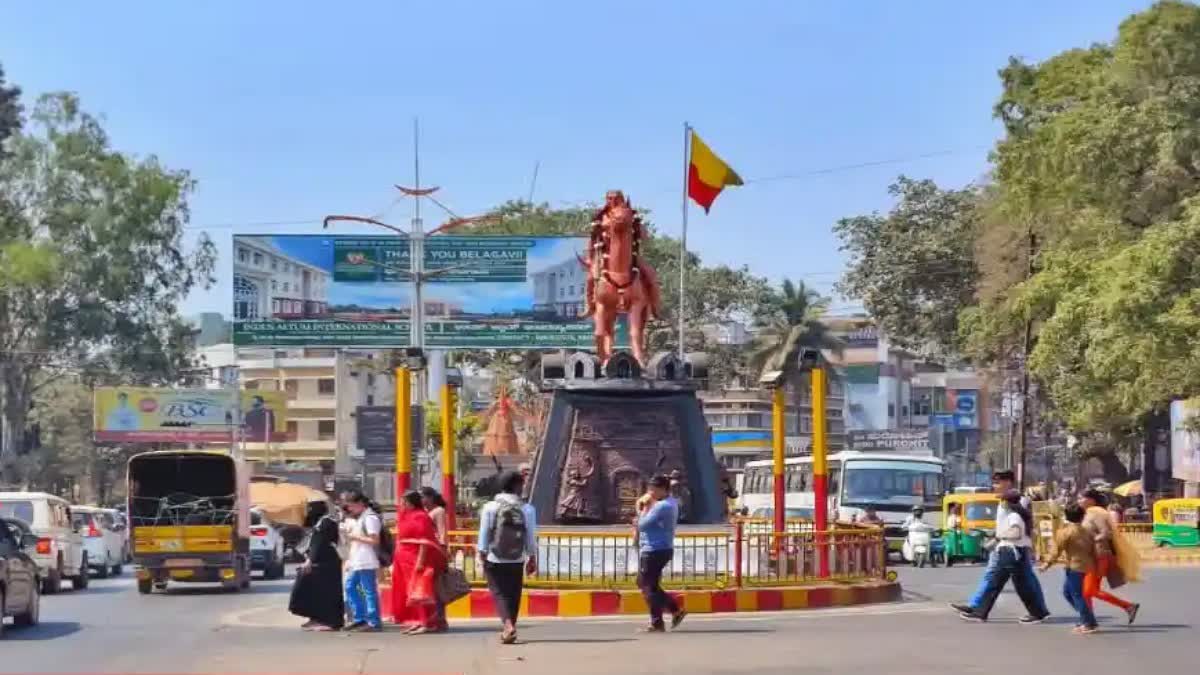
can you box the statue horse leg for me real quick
[593,300,614,364]
[629,297,648,366]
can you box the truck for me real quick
[127,451,252,594]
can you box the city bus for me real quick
[739,451,948,551]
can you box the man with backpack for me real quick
[342,491,384,632]
[477,471,538,645]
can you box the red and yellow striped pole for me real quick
[812,366,830,578]
[395,367,412,496]
[772,386,786,539]
[440,383,457,530]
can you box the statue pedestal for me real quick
[528,351,726,526]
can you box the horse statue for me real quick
[581,190,662,365]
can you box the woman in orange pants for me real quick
[1080,490,1140,624]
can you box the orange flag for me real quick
[687,130,743,212]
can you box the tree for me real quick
[835,176,980,359]
[0,63,20,157]
[0,93,216,479]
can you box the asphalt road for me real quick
[3,563,1196,674]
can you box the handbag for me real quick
[436,567,472,605]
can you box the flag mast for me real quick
[679,122,691,361]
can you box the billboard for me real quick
[231,234,611,349]
[93,387,288,443]
[1169,399,1200,482]
[356,405,425,468]
[848,429,932,453]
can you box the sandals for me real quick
[500,627,518,644]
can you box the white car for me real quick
[0,492,87,593]
[249,509,285,580]
[71,506,125,578]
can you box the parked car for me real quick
[249,509,286,580]
[0,492,87,593]
[0,517,42,634]
[72,506,125,578]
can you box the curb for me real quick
[380,581,901,620]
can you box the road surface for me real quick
[3,564,1195,674]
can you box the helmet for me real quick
[911,505,924,514]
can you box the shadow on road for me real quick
[65,583,131,596]
[159,581,291,597]
[521,637,637,644]
[673,628,774,635]
[4,621,82,641]
[1099,623,1191,635]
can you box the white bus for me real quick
[739,451,948,548]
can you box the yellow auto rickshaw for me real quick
[941,493,999,564]
[1152,497,1200,548]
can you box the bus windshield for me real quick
[841,460,945,509]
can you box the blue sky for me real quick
[0,1,1153,317]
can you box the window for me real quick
[271,299,280,314]
[253,252,263,265]
[901,405,909,417]
[0,501,34,523]
[745,413,764,428]
[272,280,278,291]
[366,373,376,386]
[282,282,290,293]
[244,381,259,390]
[238,248,249,263]
[286,420,298,440]
[888,403,896,418]
[285,380,299,400]
[318,379,335,396]
[366,394,375,406]
[317,420,336,440]
[233,276,260,320]
[284,263,291,273]
[271,258,278,271]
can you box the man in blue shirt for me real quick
[636,474,686,632]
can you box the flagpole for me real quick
[679,121,690,361]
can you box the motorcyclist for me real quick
[902,505,927,531]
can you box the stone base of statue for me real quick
[527,349,726,526]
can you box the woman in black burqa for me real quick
[288,500,344,631]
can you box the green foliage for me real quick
[835,177,979,358]
[0,62,20,157]
[0,91,215,480]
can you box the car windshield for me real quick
[842,461,945,509]
[965,502,998,521]
[0,501,34,524]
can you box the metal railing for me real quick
[1118,522,1154,549]
[433,523,886,591]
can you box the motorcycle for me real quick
[902,521,937,568]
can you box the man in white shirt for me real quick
[342,491,382,632]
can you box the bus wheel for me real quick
[137,578,154,594]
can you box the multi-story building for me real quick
[701,379,846,474]
[824,318,918,432]
[531,258,586,318]
[197,344,395,472]
[701,321,753,346]
[232,237,330,321]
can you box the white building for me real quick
[196,344,397,471]
[531,258,586,318]
[232,237,330,321]
[702,321,753,346]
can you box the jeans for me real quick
[967,549,999,607]
[344,568,381,628]
[1063,570,1097,628]
[637,549,680,626]
[969,547,1048,616]
[973,547,1045,620]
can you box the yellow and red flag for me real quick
[687,129,743,213]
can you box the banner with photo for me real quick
[231,234,622,348]
[93,387,288,443]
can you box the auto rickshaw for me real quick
[941,493,998,565]
[1152,497,1200,548]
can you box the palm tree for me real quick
[748,280,843,436]
[749,280,841,374]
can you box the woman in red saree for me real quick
[392,490,447,634]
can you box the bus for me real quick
[739,451,948,551]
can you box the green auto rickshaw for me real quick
[941,493,999,565]
[1152,497,1200,548]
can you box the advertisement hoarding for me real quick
[232,234,611,349]
[356,405,425,468]
[93,387,288,443]
[1169,399,1200,482]
[847,429,933,454]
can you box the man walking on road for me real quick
[951,470,1049,622]
[478,471,538,645]
[636,474,686,633]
